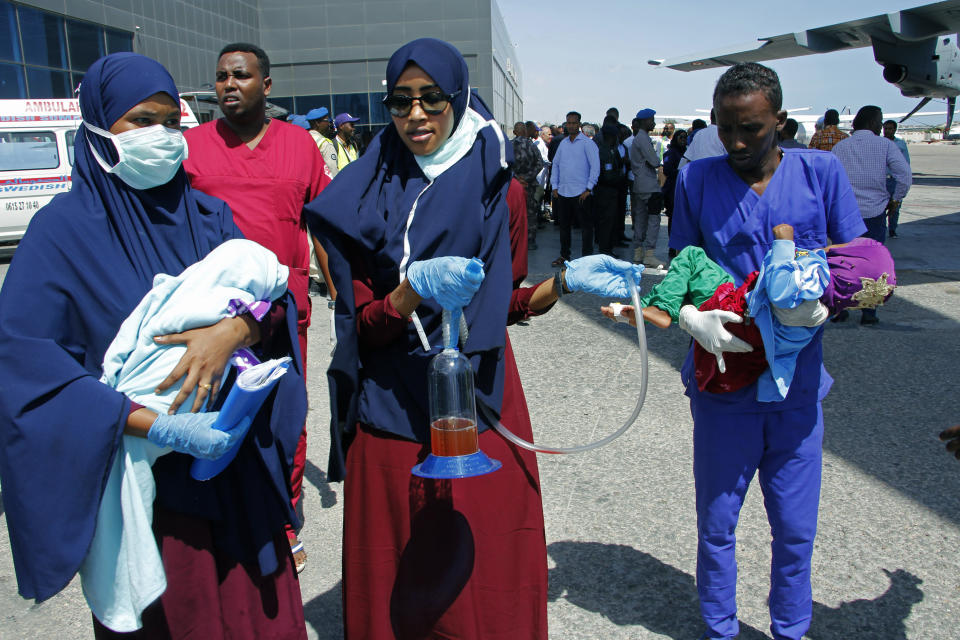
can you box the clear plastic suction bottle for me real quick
[428,346,480,457]
[411,308,501,479]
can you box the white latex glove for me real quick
[771,300,830,327]
[678,304,754,374]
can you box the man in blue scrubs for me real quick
[670,62,866,640]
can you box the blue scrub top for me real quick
[670,148,866,411]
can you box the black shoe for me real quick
[860,314,879,326]
[308,279,327,298]
[888,230,897,238]
[830,309,850,323]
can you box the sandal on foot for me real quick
[290,539,307,574]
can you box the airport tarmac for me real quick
[1,144,958,639]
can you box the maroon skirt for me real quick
[343,339,548,639]
[93,506,307,640]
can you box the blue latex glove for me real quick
[147,411,243,460]
[406,256,485,309]
[564,255,644,298]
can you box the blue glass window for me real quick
[268,96,294,115]
[65,129,76,166]
[294,94,331,116]
[332,93,369,124]
[369,93,391,125]
[105,29,132,54]
[27,67,71,98]
[66,19,104,73]
[0,131,59,171]
[19,6,67,69]
[355,124,387,148]
[0,61,26,98]
[0,1,21,63]
[0,4,131,99]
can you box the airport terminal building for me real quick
[1,0,523,132]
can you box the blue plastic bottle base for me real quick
[411,450,502,479]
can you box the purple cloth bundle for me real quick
[822,237,896,312]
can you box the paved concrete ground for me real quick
[1,144,959,639]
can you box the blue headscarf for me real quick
[72,52,214,283]
[306,39,514,480]
[384,38,471,131]
[0,53,305,601]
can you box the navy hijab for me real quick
[306,39,514,480]
[0,53,304,601]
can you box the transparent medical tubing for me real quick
[491,272,648,454]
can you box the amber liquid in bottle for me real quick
[430,417,479,457]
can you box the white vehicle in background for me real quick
[0,98,200,250]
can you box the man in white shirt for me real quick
[535,125,551,167]
[550,110,600,265]
[535,124,552,224]
[679,109,727,169]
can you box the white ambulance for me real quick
[0,98,200,247]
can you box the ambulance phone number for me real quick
[5,200,41,212]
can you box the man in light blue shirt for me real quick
[550,110,600,265]
[832,105,911,324]
[882,119,910,238]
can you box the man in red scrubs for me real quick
[184,42,330,572]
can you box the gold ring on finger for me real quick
[200,383,213,391]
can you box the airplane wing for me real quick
[648,0,960,71]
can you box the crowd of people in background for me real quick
[0,32,949,640]
[276,82,918,640]
[465,101,914,286]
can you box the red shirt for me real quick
[184,118,330,332]
[693,271,767,394]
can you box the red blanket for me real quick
[694,271,768,394]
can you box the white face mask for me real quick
[84,121,188,190]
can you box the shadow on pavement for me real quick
[547,541,768,639]
[528,245,960,530]
[303,459,339,509]
[888,269,960,286]
[807,569,923,639]
[547,541,922,640]
[820,285,960,529]
[303,580,343,640]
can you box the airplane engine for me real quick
[873,36,960,99]
[882,64,908,85]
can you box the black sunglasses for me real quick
[382,90,461,117]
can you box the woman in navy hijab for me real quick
[0,53,308,637]
[307,38,640,639]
